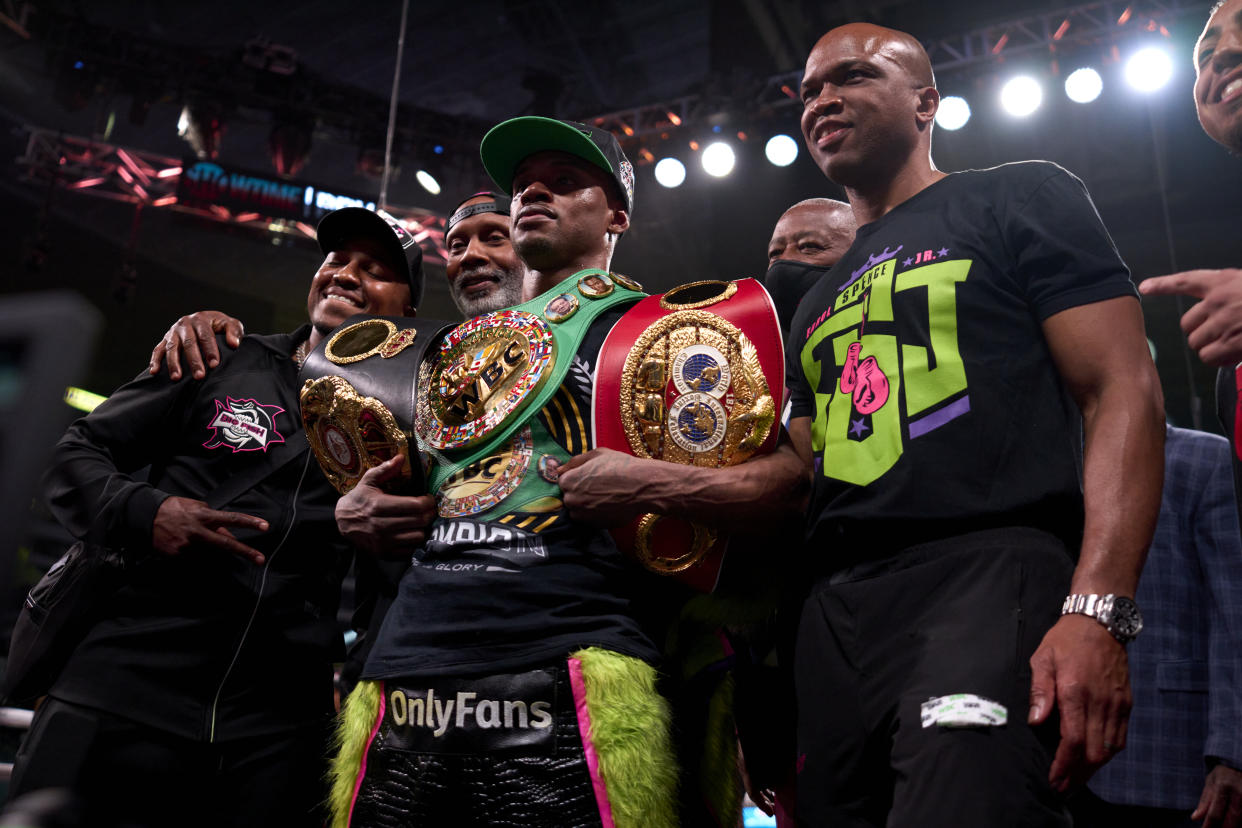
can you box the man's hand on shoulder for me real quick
[151,495,269,565]
[1194,764,1242,828]
[1140,269,1242,366]
[1027,614,1132,793]
[336,456,436,559]
[147,310,245,381]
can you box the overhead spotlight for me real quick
[765,134,799,166]
[1125,46,1173,92]
[178,101,226,159]
[701,142,735,177]
[415,169,441,195]
[936,96,971,130]
[269,115,313,177]
[654,157,686,188]
[1000,76,1043,117]
[1065,67,1103,103]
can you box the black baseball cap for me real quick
[315,207,425,308]
[480,116,635,214]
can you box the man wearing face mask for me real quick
[763,198,857,337]
[736,197,860,825]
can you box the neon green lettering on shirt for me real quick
[896,260,971,416]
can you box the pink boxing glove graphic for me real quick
[838,342,890,415]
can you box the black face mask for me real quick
[762,259,834,338]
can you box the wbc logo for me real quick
[204,397,287,453]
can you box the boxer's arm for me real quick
[558,434,809,530]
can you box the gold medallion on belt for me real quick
[301,374,411,494]
[619,309,775,467]
[416,309,556,451]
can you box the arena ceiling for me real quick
[0,0,1236,431]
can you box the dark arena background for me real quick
[1,0,1239,815]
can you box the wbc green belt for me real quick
[417,269,644,497]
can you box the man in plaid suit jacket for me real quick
[1082,425,1242,826]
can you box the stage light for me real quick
[1125,47,1173,92]
[178,102,226,159]
[701,142,735,177]
[415,169,441,195]
[269,117,313,177]
[936,96,971,130]
[765,134,799,166]
[654,157,686,188]
[1000,76,1043,117]
[1065,67,1103,103]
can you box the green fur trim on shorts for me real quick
[573,647,679,828]
[328,680,382,828]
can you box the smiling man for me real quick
[785,22,1164,826]
[6,207,420,828]
[443,191,525,316]
[1140,0,1242,371]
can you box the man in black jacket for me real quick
[6,207,421,828]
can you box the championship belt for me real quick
[593,278,784,592]
[298,314,454,494]
[417,270,645,514]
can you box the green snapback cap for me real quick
[479,116,635,213]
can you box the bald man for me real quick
[764,197,856,336]
[785,23,1164,825]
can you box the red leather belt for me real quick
[593,278,784,591]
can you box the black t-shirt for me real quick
[786,162,1138,569]
[365,307,663,679]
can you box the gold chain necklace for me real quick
[292,340,311,368]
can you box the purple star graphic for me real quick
[849,418,870,437]
[903,257,913,267]
[937,247,949,257]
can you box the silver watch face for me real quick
[1110,596,1143,641]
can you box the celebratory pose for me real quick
[7,207,421,827]
[786,24,1164,826]
[331,117,805,828]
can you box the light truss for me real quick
[925,0,1210,71]
[589,0,1212,143]
[16,126,449,263]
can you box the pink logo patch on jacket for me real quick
[204,397,286,452]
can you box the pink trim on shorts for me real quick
[348,681,388,827]
[568,657,616,828]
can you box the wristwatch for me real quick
[1060,593,1143,644]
